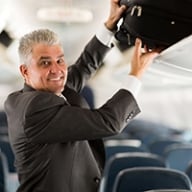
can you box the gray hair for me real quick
[18,29,62,64]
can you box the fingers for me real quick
[134,38,160,56]
[147,52,159,61]
[120,4,127,10]
[105,0,126,30]
[114,0,120,3]
[133,38,142,60]
[130,38,159,78]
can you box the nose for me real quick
[49,62,64,73]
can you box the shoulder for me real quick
[5,90,65,115]
[24,91,65,114]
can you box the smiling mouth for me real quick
[48,77,64,81]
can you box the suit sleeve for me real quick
[66,36,110,92]
[23,90,140,143]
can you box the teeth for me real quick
[49,77,61,81]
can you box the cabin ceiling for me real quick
[1,0,192,124]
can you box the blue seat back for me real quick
[0,139,15,172]
[148,139,182,156]
[101,152,166,192]
[113,167,192,192]
[164,144,192,172]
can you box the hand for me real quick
[104,0,127,31]
[129,38,160,79]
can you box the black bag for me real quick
[115,0,192,51]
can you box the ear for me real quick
[19,64,28,79]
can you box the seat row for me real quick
[100,138,192,192]
[104,138,192,174]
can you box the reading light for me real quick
[36,7,93,23]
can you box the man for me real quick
[4,0,159,191]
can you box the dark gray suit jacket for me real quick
[4,36,140,192]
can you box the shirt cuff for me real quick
[96,24,114,48]
[121,75,142,98]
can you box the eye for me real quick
[57,57,65,65]
[40,60,51,67]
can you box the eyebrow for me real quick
[58,54,65,58]
[39,54,64,60]
[39,56,51,60]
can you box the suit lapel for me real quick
[63,87,90,109]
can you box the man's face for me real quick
[20,43,68,95]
